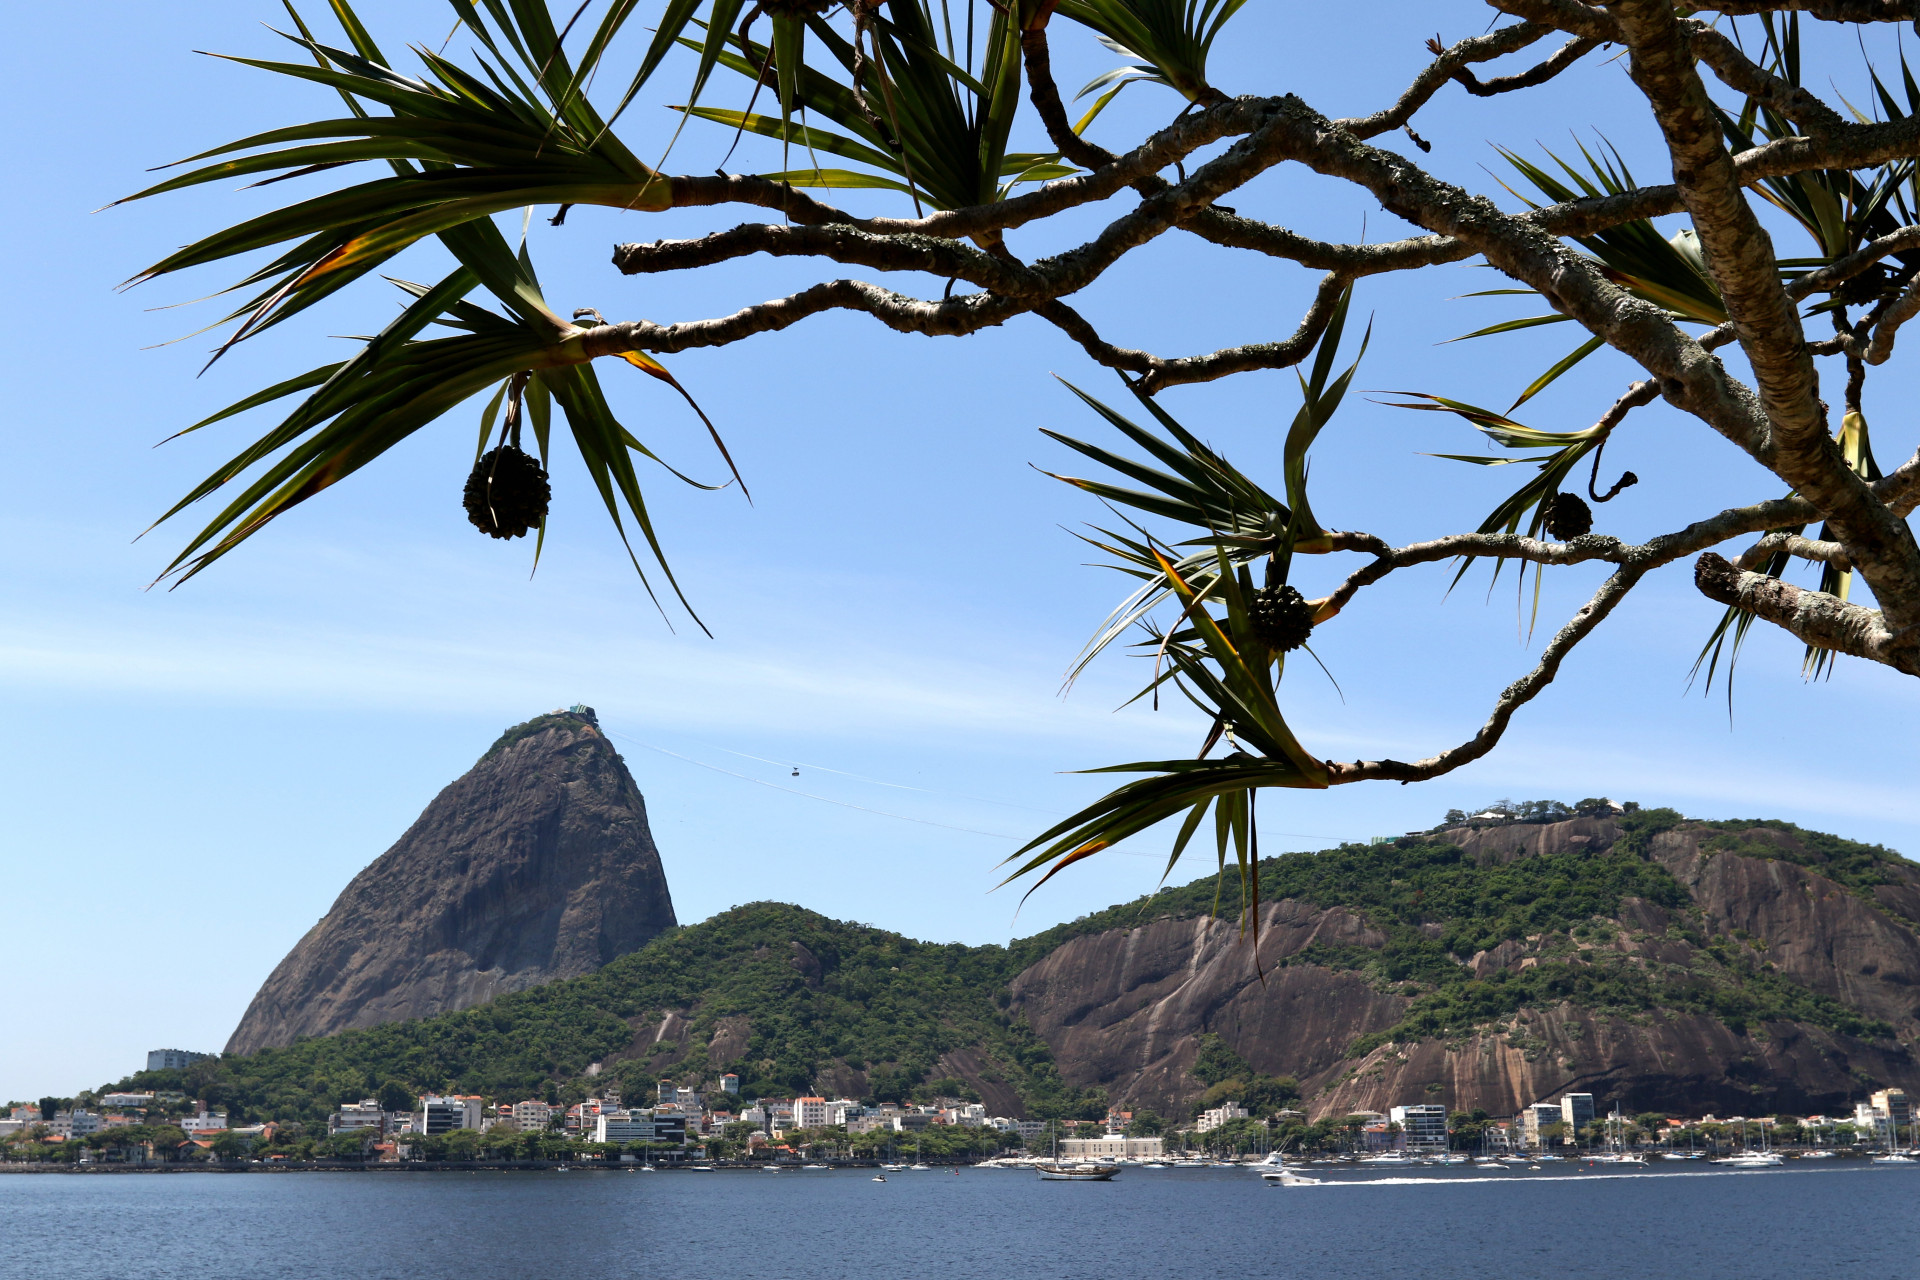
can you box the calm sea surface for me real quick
[5,1162,1919,1279]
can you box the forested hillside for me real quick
[95,808,1920,1125]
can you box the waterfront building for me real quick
[648,1109,689,1146]
[594,1110,657,1144]
[512,1100,554,1132]
[1520,1102,1563,1148]
[417,1096,483,1135]
[1196,1103,1248,1133]
[1389,1104,1448,1153]
[942,1102,987,1127]
[1060,1134,1165,1159]
[328,1100,388,1136]
[793,1097,832,1129]
[1560,1093,1595,1138]
[178,1110,225,1134]
[146,1049,213,1073]
[1871,1089,1911,1134]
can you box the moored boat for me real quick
[1038,1164,1117,1181]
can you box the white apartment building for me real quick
[594,1110,657,1144]
[512,1100,554,1132]
[942,1103,987,1127]
[1196,1103,1248,1133]
[417,1096,484,1135]
[793,1097,832,1129]
[328,1100,388,1136]
[100,1093,154,1109]
[179,1111,226,1134]
[1520,1102,1563,1148]
[43,1111,102,1139]
[1389,1104,1448,1153]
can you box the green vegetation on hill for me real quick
[94,809,1907,1126]
[122,904,1102,1129]
[481,710,593,760]
[1022,808,1893,1052]
[1698,819,1905,896]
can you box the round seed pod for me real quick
[1248,583,1315,653]
[463,445,550,540]
[1545,492,1593,540]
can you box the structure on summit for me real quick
[226,708,675,1054]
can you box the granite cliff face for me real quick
[226,708,675,1054]
[1011,816,1920,1119]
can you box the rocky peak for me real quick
[225,708,676,1054]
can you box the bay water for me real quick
[4,1162,1917,1278]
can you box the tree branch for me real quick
[1736,532,1853,571]
[1333,23,1557,141]
[1694,551,1919,673]
[1325,566,1648,783]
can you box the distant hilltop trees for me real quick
[1442,798,1641,829]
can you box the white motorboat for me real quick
[1871,1153,1916,1164]
[1799,1150,1834,1160]
[1713,1152,1783,1168]
[802,1164,829,1170]
[872,1175,887,1182]
[1261,1168,1322,1186]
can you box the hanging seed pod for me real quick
[1248,583,1315,653]
[463,445,550,540]
[1544,492,1592,540]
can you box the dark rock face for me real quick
[226,709,675,1054]
[1012,816,1920,1120]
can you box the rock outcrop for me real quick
[1012,816,1920,1120]
[226,708,675,1054]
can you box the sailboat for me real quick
[1712,1120,1781,1167]
[1589,1109,1646,1166]
[1869,1109,1914,1163]
[1035,1131,1119,1181]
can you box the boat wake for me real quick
[1302,1166,1854,1189]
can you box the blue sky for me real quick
[4,3,1916,1102]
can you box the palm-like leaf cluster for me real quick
[682,0,1069,210]
[1059,0,1247,118]
[1004,308,1362,936]
[129,1,736,612]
